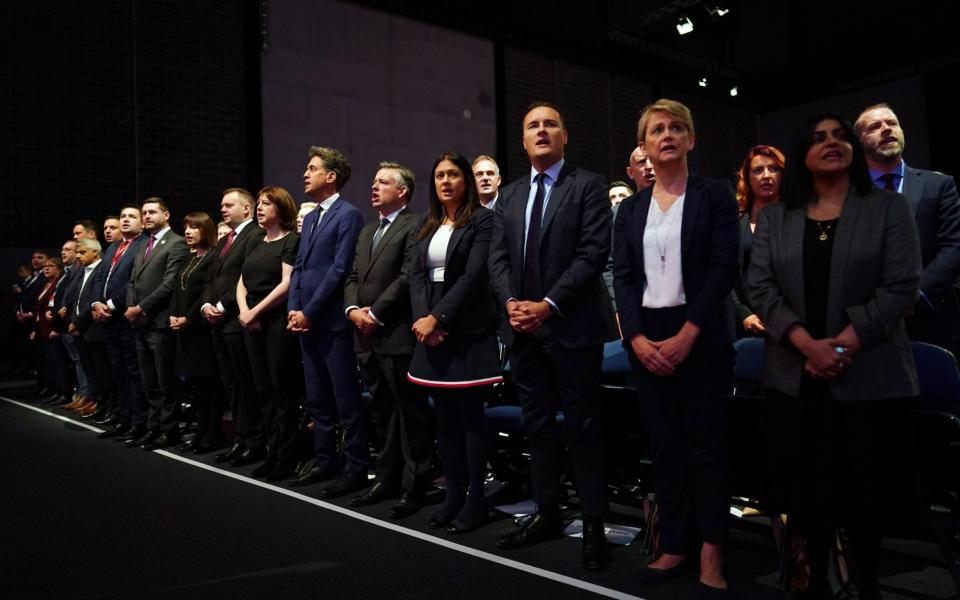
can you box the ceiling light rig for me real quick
[704,4,730,18]
[729,86,738,97]
[698,77,709,88]
[676,16,694,35]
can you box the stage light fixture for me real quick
[729,86,738,97]
[698,77,708,87]
[676,16,694,35]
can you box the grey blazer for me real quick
[747,187,922,400]
[126,229,189,329]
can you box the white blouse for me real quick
[642,192,686,308]
[427,224,455,282]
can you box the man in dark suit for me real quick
[856,103,960,353]
[123,198,188,450]
[68,239,113,422]
[202,188,266,460]
[287,146,368,498]
[93,205,147,439]
[344,161,433,517]
[489,101,617,570]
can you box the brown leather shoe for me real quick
[78,402,98,416]
[73,399,95,413]
[63,396,86,410]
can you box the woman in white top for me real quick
[408,151,501,534]
[612,99,739,594]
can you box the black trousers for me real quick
[242,309,301,461]
[510,334,606,518]
[103,320,145,427]
[359,350,434,492]
[635,306,733,555]
[221,327,262,448]
[40,334,71,396]
[75,335,113,408]
[135,325,179,434]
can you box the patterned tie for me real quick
[522,173,546,300]
[879,173,897,191]
[143,234,157,261]
[110,239,130,272]
[370,217,389,257]
[219,230,236,260]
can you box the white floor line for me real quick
[2,394,646,600]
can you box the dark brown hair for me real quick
[256,186,298,232]
[182,212,218,250]
[418,152,480,240]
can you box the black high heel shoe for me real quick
[445,503,488,534]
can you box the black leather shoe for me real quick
[94,413,118,426]
[388,491,422,519]
[194,437,226,455]
[214,441,244,463]
[81,406,107,421]
[180,436,202,453]
[445,508,487,534]
[142,432,182,451]
[127,429,158,448]
[635,558,688,584]
[98,422,130,439]
[318,472,369,499]
[288,461,337,487]
[581,517,611,571]
[497,512,565,549]
[251,455,277,478]
[349,482,399,507]
[265,460,296,483]
[690,581,728,599]
[117,426,146,444]
[229,447,267,467]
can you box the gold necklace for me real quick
[179,253,206,290]
[815,220,833,242]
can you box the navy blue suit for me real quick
[92,236,147,427]
[289,197,368,475]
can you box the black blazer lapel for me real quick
[680,177,704,259]
[827,189,863,321]
[540,165,574,240]
[446,224,467,266]
[510,181,529,289]
[366,209,408,271]
[902,167,923,217]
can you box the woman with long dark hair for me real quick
[732,145,785,337]
[169,212,225,453]
[748,112,921,598]
[408,151,501,534]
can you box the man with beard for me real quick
[856,103,960,352]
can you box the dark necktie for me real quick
[879,173,897,191]
[311,206,326,240]
[143,234,157,261]
[522,173,546,300]
[370,217,389,256]
[219,230,236,259]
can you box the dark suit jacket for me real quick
[288,197,364,333]
[747,187,921,400]
[613,176,739,350]
[71,261,104,340]
[203,221,265,334]
[50,264,80,331]
[343,208,419,354]
[489,163,617,348]
[410,208,498,335]
[902,164,960,308]
[18,272,46,314]
[126,229,188,329]
[731,213,756,323]
[91,236,146,318]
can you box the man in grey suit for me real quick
[856,104,960,353]
[344,161,434,518]
[124,197,188,450]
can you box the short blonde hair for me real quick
[637,98,695,143]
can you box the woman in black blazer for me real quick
[169,212,225,453]
[731,145,784,338]
[408,151,501,534]
[747,112,921,599]
[612,99,739,593]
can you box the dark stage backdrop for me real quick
[260,0,496,217]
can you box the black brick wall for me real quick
[2,1,253,254]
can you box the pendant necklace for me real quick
[654,201,680,275]
[816,220,834,242]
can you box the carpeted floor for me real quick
[0,383,952,599]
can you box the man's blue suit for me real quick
[91,236,147,428]
[289,197,368,475]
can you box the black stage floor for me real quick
[0,384,952,600]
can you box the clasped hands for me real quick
[802,326,861,380]
[238,308,261,332]
[506,300,552,334]
[629,322,700,377]
[286,310,311,333]
[124,305,147,325]
[349,307,380,336]
[412,314,447,347]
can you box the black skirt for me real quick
[408,282,502,388]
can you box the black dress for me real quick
[169,250,218,378]
[240,232,300,315]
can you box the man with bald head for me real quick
[626,146,656,193]
[855,103,960,351]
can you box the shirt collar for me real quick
[530,159,564,185]
[481,194,498,209]
[85,259,102,272]
[318,192,341,213]
[149,226,171,241]
[233,218,253,235]
[379,205,405,222]
[869,159,905,183]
